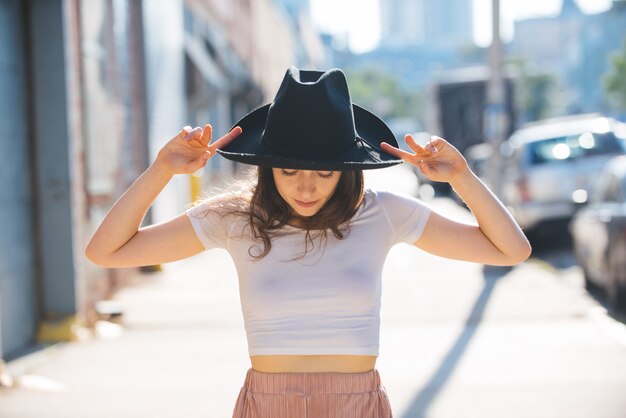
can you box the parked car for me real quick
[451,142,493,206]
[499,115,626,231]
[570,155,626,311]
[464,142,493,183]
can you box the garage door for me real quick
[0,0,38,360]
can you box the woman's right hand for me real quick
[155,124,243,175]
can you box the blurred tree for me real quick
[458,44,487,65]
[605,40,626,110]
[507,58,557,123]
[345,67,422,122]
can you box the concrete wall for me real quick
[0,0,38,359]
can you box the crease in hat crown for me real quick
[260,67,358,156]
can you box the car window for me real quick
[528,132,623,166]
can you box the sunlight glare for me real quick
[578,133,595,149]
[552,143,571,160]
[311,0,614,50]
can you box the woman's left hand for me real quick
[381,135,470,184]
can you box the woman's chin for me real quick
[294,209,318,218]
[289,203,321,218]
[289,207,322,224]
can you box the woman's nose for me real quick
[296,172,316,194]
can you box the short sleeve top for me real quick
[185,188,431,356]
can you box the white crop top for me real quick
[185,188,431,356]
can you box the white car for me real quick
[499,115,626,231]
[570,155,626,311]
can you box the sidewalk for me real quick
[0,224,608,418]
[1,249,251,418]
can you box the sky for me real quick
[309,0,614,53]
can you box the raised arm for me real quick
[85,125,242,268]
[381,135,531,266]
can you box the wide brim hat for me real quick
[217,67,403,170]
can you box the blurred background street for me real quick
[2,166,626,417]
[2,0,626,417]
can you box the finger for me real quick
[428,136,444,153]
[191,126,203,141]
[186,150,212,171]
[183,126,201,143]
[209,126,243,152]
[181,126,192,140]
[186,127,205,148]
[380,142,414,161]
[200,124,212,146]
[405,134,427,154]
[416,160,433,176]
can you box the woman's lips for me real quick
[294,199,319,208]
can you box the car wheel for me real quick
[607,248,626,312]
[582,267,597,292]
[573,247,597,291]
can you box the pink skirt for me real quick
[232,368,393,418]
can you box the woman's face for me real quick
[272,168,341,218]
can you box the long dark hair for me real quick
[194,167,365,259]
[247,167,365,259]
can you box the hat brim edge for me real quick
[219,103,404,170]
[216,149,403,170]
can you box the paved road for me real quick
[2,166,626,417]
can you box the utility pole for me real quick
[485,0,508,197]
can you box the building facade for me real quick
[0,0,40,360]
[379,0,473,49]
[512,0,626,115]
[0,0,325,363]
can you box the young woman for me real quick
[86,67,531,418]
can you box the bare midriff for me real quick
[250,355,377,373]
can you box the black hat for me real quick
[217,67,402,170]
